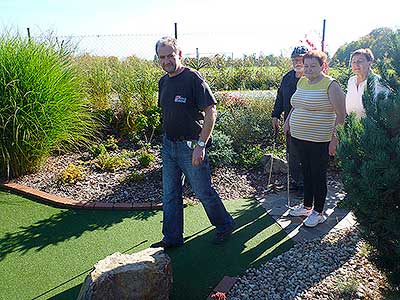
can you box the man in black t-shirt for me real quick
[150,36,234,249]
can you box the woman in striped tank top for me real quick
[283,50,346,227]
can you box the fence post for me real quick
[321,19,326,52]
[174,23,178,39]
[27,27,31,40]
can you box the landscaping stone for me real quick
[261,154,288,174]
[77,248,172,300]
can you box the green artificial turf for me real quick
[0,190,293,300]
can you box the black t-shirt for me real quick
[158,67,216,139]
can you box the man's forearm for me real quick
[199,105,217,142]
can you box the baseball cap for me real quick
[291,46,309,58]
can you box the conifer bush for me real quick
[0,34,96,179]
[337,33,400,285]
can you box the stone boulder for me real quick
[262,154,288,174]
[77,248,172,300]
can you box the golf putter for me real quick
[266,129,277,192]
[285,136,293,209]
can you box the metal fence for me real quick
[45,30,292,97]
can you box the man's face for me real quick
[157,45,182,74]
[292,56,304,73]
[351,54,371,78]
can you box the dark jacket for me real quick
[271,69,300,121]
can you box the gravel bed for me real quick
[12,148,268,204]
[227,228,389,300]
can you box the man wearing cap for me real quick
[151,36,235,249]
[271,45,308,193]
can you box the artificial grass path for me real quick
[0,190,293,300]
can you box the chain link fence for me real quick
[52,31,294,99]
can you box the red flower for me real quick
[211,291,227,300]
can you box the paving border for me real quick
[206,276,238,300]
[0,182,164,210]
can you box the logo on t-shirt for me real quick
[174,95,187,103]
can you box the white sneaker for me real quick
[289,204,313,217]
[303,211,327,227]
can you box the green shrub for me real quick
[216,93,277,152]
[237,144,265,169]
[89,144,107,158]
[207,130,236,168]
[137,151,155,168]
[337,33,400,285]
[120,149,136,159]
[334,278,359,300]
[203,66,285,91]
[327,66,352,90]
[264,144,286,160]
[0,34,96,179]
[123,169,145,183]
[94,154,130,172]
[57,163,85,184]
[104,136,118,151]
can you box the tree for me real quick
[331,27,397,67]
[337,32,400,285]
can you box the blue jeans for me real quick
[161,136,234,245]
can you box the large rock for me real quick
[262,154,288,174]
[77,248,172,300]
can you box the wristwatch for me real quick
[197,140,206,148]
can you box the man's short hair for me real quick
[155,36,181,55]
[351,48,375,62]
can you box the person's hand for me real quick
[272,117,280,131]
[192,145,205,166]
[329,136,338,156]
[283,120,290,136]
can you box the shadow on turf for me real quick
[167,199,293,300]
[0,206,157,261]
[33,241,148,300]
[30,199,293,300]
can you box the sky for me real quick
[1,0,399,59]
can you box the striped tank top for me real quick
[289,76,336,142]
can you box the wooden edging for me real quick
[0,182,164,211]
[206,276,238,299]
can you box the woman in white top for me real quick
[346,48,387,117]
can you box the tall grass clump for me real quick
[75,55,116,110]
[0,34,96,179]
[112,56,163,142]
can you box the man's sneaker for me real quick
[212,227,234,245]
[303,211,327,227]
[289,204,312,217]
[150,240,182,249]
